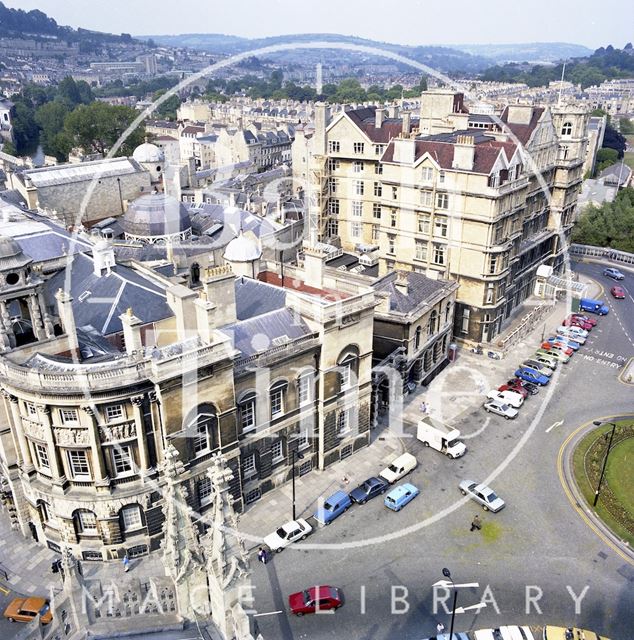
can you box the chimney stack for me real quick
[55,289,80,357]
[452,134,475,171]
[313,102,327,155]
[201,265,236,327]
[402,112,411,135]
[394,271,409,295]
[119,308,144,355]
[393,137,416,165]
[375,108,385,129]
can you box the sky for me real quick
[4,0,632,49]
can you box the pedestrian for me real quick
[257,546,268,564]
[437,621,446,634]
[420,401,428,414]
[470,515,482,532]
[122,553,130,572]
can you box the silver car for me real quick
[483,399,518,419]
[459,480,506,512]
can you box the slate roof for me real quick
[234,276,287,321]
[599,162,631,186]
[345,106,412,143]
[372,271,454,315]
[44,253,173,336]
[220,307,312,358]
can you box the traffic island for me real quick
[572,420,634,548]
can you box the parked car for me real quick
[421,634,470,640]
[530,353,558,370]
[501,378,539,395]
[521,360,553,376]
[515,367,550,386]
[379,452,417,484]
[263,518,313,552]
[459,479,505,512]
[483,399,519,419]
[384,482,420,512]
[543,625,609,640]
[569,313,597,327]
[3,597,52,624]
[474,627,535,640]
[313,490,352,525]
[603,267,625,280]
[540,341,574,357]
[610,285,626,299]
[579,297,609,315]
[486,389,524,408]
[349,477,388,504]
[288,586,343,616]
[535,347,570,364]
[554,328,587,344]
[498,381,528,398]
[556,325,588,339]
[547,335,580,351]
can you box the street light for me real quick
[592,420,618,507]
[442,568,457,640]
[291,450,304,520]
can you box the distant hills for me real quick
[450,42,594,64]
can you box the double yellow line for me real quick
[557,415,634,566]
[0,584,9,595]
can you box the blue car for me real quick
[515,367,550,386]
[384,483,420,512]
[548,336,580,351]
[313,490,352,525]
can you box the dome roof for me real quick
[223,232,262,263]
[133,142,165,164]
[121,193,191,239]
[0,235,31,270]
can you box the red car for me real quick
[289,586,343,616]
[571,313,597,327]
[541,341,574,356]
[498,380,529,398]
[610,286,626,299]
[563,315,593,330]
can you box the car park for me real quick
[556,325,588,339]
[536,347,570,364]
[541,341,574,357]
[288,586,343,616]
[263,518,313,552]
[483,399,519,419]
[313,490,352,525]
[379,452,417,484]
[498,380,529,398]
[487,388,525,408]
[546,336,580,351]
[603,267,624,280]
[530,353,558,370]
[515,367,550,386]
[3,597,52,624]
[349,477,388,504]
[521,360,553,376]
[384,482,420,511]
[610,285,626,299]
[459,479,506,512]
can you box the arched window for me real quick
[338,353,357,390]
[428,310,438,336]
[414,326,422,351]
[238,392,257,433]
[190,262,201,284]
[561,121,573,136]
[183,404,218,457]
[120,504,144,533]
[297,370,314,406]
[445,302,452,324]
[270,380,288,419]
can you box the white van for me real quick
[379,452,417,484]
[416,417,466,458]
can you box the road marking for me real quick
[461,417,491,439]
[253,610,284,617]
[0,584,9,595]
[546,420,564,433]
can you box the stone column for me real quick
[35,404,66,486]
[2,391,33,472]
[148,391,166,465]
[0,300,15,348]
[130,395,151,473]
[81,406,109,489]
[37,291,55,338]
[28,294,46,341]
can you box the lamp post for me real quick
[442,567,457,640]
[291,450,304,520]
[592,420,617,507]
[116,176,124,214]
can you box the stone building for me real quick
[294,90,588,344]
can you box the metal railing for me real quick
[569,244,634,266]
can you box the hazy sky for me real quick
[4,0,632,48]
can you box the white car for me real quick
[474,627,534,640]
[263,518,313,552]
[379,452,417,484]
[486,389,524,408]
[483,399,519,419]
[556,325,588,339]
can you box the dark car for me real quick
[289,586,343,616]
[503,378,539,396]
[349,477,388,504]
[610,286,626,299]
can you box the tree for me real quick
[9,98,39,155]
[602,123,627,157]
[153,91,181,120]
[63,102,145,156]
[619,118,634,135]
[35,101,72,160]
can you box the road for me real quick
[247,262,634,640]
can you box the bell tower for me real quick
[0,235,54,351]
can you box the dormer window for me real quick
[561,121,573,136]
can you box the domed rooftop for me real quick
[133,141,165,164]
[223,231,262,263]
[121,193,191,240]
[0,235,31,271]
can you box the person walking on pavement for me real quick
[470,514,482,531]
[122,553,130,572]
[437,621,446,634]
[257,546,268,564]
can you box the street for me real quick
[246,262,634,640]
